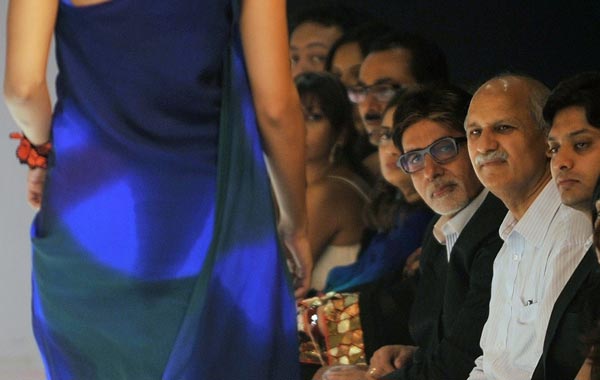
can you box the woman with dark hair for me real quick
[295,72,371,291]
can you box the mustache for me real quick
[428,179,456,192]
[365,112,382,121]
[474,150,508,166]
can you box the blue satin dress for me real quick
[31,0,300,378]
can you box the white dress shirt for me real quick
[468,181,592,380]
[433,189,489,261]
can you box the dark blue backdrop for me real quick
[289,1,600,90]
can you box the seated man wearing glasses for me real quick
[348,31,448,179]
[350,31,448,143]
[364,85,506,380]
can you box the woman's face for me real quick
[331,42,366,135]
[331,42,363,88]
[302,97,336,163]
[378,108,421,203]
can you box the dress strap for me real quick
[327,174,371,202]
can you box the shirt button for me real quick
[513,254,519,261]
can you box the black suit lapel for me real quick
[535,247,598,379]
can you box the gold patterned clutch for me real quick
[298,292,366,366]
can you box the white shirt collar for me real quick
[499,181,562,248]
[433,188,489,259]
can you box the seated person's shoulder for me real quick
[552,203,592,240]
[317,166,371,207]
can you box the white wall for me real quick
[1,2,51,378]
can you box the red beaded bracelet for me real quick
[9,132,52,169]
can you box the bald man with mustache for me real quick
[464,74,592,380]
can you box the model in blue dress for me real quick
[4,0,311,378]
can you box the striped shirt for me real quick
[468,181,592,380]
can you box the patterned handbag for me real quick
[298,292,366,366]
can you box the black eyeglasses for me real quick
[397,136,467,173]
[347,83,401,104]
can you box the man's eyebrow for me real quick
[548,129,594,141]
[357,77,396,87]
[305,42,329,49]
[464,121,479,129]
[373,78,396,85]
[465,118,519,130]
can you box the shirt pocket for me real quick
[517,301,539,324]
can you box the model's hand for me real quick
[27,167,47,210]
[281,228,312,299]
[366,344,418,378]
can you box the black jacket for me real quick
[532,246,600,380]
[377,192,507,380]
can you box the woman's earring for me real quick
[329,142,342,164]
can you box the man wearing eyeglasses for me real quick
[364,86,506,380]
[464,75,592,380]
[350,32,448,145]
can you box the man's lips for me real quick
[364,118,382,127]
[478,158,505,167]
[556,177,579,189]
[430,183,456,198]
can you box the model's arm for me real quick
[239,0,312,298]
[4,0,57,145]
[4,0,58,209]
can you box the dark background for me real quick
[288,1,600,90]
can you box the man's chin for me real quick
[561,196,591,214]
[430,198,469,216]
[363,120,382,132]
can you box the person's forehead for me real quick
[549,106,593,133]
[548,122,600,143]
[402,119,462,149]
[359,48,414,85]
[333,42,363,64]
[467,88,529,125]
[290,22,343,48]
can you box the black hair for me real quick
[366,32,449,85]
[295,72,353,138]
[289,3,359,36]
[391,85,472,152]
[324,21,392,72]
[294,72,363,171]
[592,176,600,241]
[543,71,600,129]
